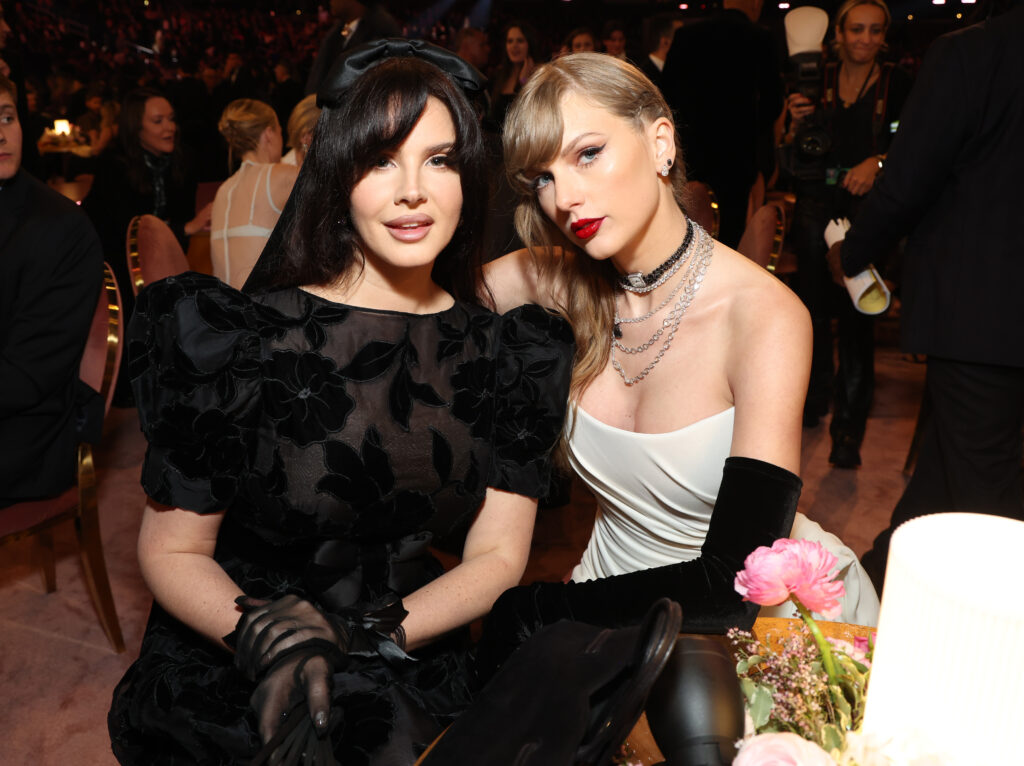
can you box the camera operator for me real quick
[784,0,911,468]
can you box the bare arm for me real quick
[726,276,811,475]
[137,502,242,648]
[401,488,537,650]
[138,488,536,653]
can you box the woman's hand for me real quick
[184,202,213,236]
[786,92,816,125]
[250,650,333,747]
[841,156,881,196]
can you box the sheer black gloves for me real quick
[474,456,802,683]
[234,595,348,682]
[228,594,411,764]
[249,651,337,766]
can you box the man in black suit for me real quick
[661,0,783,249]
[0,75,104,506]
[835,2,1024,590]
[636,14,682,92]
[305,0,401,95]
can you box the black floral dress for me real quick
[108,273,574,765]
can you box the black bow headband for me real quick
[317,38,487,108]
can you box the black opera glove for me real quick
[474,456,801,682]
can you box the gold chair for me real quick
[737,202,793,276]
[0,264,126,653]
[126,214,191,295]
[684,181,721,240]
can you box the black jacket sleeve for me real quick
[841,36,966,276]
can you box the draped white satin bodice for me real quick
[567,406,735,582]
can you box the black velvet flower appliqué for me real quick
[451,356,496,439]
[340,329,446,432]
[253,299,351,351]
[145,402,250,508]
[317,425,433,534]
[263,349,354,446]
[436,309,494,362]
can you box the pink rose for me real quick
[734,538,845,619]
[826,637,871,667]
[734,733,837,766]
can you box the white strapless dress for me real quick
[566,405,879,626]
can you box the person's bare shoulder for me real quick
[270,162,299,203]
[716,243,810,346]
[482,247,566,313]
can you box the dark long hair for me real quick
[492,21,539,100]
[270,58,488,304]
[118,87,185,194]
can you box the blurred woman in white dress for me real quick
[211,99,298,288]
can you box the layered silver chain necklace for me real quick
[611,221,714,386]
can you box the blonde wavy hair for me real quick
[217,98,279,169]
[503,52,688,404]
[286,94,321,152]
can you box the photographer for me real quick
[784,0,911,467]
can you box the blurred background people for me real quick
[211,98,297,288]
[0,74,104,507]
[305,0,400,94]
[662,0,784,249]
[637,13,682,90]
[82,86,212,405]
[269,59,303,134]
[783,0,911,467]
[281,93,320,169]
[565,27,596,53]
[601,20,628,59]
[454,26,490,71]
[838,0,1024,590]
[488,20,537,130]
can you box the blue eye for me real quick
[580,145,604,164]
[531,172,553,192]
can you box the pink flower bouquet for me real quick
[729,539,871,758]
[735,538,845,619]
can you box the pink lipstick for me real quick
[385,214,434,243]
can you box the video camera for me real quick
[781,7,831,182]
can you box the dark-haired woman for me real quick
[83,88,211,317]
[107,44,573,765]
[488,22,538,130]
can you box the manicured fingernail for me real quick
[315,711,327,729]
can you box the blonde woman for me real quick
[475,53,880,675]
[210,98,298,288]
[281,93,320,168]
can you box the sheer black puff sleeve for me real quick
[487,305,575,499]
[127,273,263,513]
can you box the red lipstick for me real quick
[571,217,604,240]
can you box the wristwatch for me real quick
[876,155,885,170]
